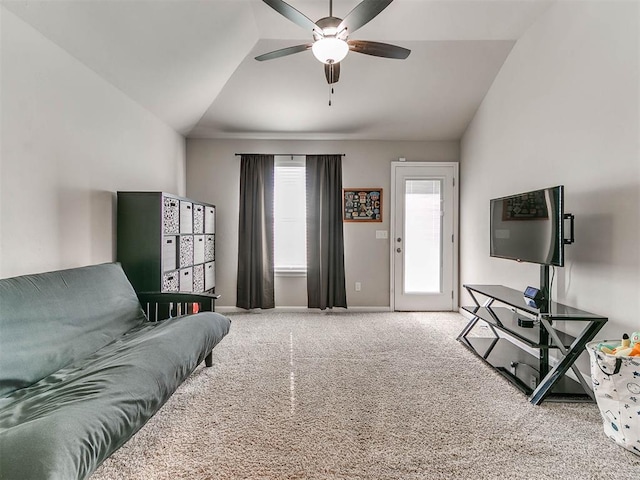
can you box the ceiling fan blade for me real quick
[262,0,319,33]
[348,40,410,59]
[324,62,341,84]
[255,44,312,61]
[338,0,394,34]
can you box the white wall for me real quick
[0,7,186,278]
[460,1,639,340]
[186,139,459,309]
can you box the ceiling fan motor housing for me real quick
[313,17,347,40]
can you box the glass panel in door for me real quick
[404,179,442,294]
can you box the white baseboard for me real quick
[216,305,392,314]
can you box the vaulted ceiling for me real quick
[3,0,555,140]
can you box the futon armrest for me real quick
[136,291,221,320]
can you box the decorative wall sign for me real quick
[343,188,383,222]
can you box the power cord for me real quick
[549,265,556,305]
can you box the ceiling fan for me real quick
[255,0,411,86]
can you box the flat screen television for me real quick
[490,185,565,267]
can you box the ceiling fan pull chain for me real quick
[329,86,336,106]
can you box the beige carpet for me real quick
[91,311,639,479]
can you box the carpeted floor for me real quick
[91,311,639,479]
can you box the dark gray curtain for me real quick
[236,154,275,309]
[306,155,347,309]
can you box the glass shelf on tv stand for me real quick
[458,284,608,405]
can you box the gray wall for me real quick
[0,7,186,278]
[460,0,639,339]
[186,139,459,309]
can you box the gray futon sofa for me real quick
[0,262,231,479]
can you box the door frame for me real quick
[389,161,459,311]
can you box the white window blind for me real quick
[274,156,306,273]
[404,179,442,293]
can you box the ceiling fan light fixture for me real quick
[312,37,349,64]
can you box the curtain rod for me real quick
[234,153,345,157]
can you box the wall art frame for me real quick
[343,188,383,222]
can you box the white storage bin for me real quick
[179,201,193,234]
[162,236,177,272]
[205,262,215,291]
[194,235,205,265]
[179,267,193,292]
[205,206,215,234]
[587,341,640,456]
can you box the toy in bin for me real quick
[597,331,640,357]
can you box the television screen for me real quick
[490,186,564,267]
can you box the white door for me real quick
[391,162,458,311]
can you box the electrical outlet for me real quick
[355,282,362,292]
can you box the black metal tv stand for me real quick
[457,277,607,405]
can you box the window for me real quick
[274,156,306,273]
